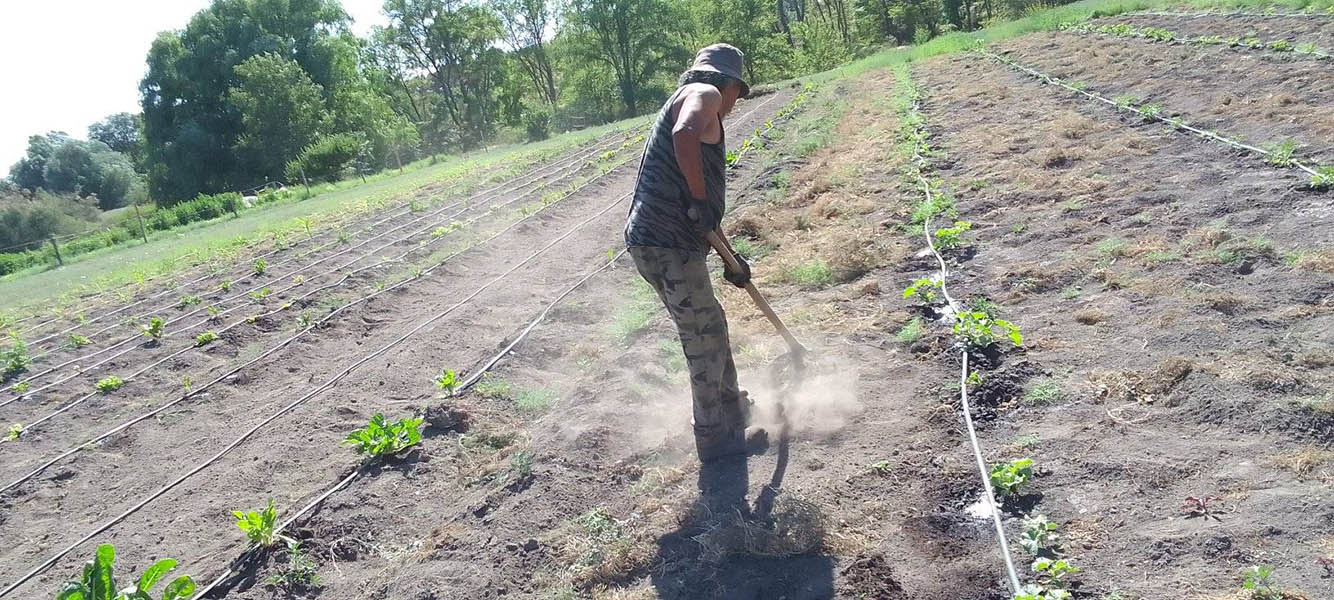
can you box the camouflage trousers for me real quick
[629,246,745,457]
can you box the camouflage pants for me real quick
[629,247,744,456]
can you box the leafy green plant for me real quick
[870,460,893,475]
[253,258,267,275]
[989,458,1035,498]
[296,311,312,329]
[220,279,232,292]
[1020,515,1059,555]
[783,260,832,288]
[1022,379,1061,405]
[11,381,29,395]
[1311,166,1334,190]
[248,288,271,303]
[475,374,512,400]
[954,311,1023,348]
[6,423,21,441]
[57,543,196,600]
[1296,42,1319,54]
[895,318,925,343]
[434,368,459,393]
[69,334,91,348]
[141,317,165,340]
[179,295,202,308]
[903,278,944,304]
[1138,103,1163,120]
[1033,557,1079,585]
[2,333,30,381]
[343,413,425,458]
[511,450,534,478]
[933,221,973,250]
[1242,564,1281,600]
[195,331,218,346]
[234,498,293,548]
[1267,140,1297,167]
[1113,94,1141,109]
[1268,39,1293,52]
[96,376,124,393]
[516,387,557,413]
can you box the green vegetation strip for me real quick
[975,47,1334,188]
[1068,21,1333,58]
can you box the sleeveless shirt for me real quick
[624,87,727,253]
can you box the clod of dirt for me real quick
[837,553,908,599]
[971,359,1043,410]
[424,404,469,435]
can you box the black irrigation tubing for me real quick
[0,190,631,599]
[897,66,1021,594]
[19,132,638,354]
[1068,23,1334,59]
[2,134,638,400]
[1,149,643,438]
[975,47,1326,180]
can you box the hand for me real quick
[723,252,751,288]
[686,203,717,234]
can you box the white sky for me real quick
[0,0,388,171]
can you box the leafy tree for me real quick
[564,0,691,117]
[492,0,560,105]
[687,0,792,82]
[383,0,508,150]
[87,112,143,157]
[6,133,138,208]
[286,133,361,183]
[228,53,331,182]
[8,133,70,191]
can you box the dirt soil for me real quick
[1110,12,1334,48]
[3,22,1333,600]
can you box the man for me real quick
[624,44,757,463]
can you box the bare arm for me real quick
[671,85,722,205]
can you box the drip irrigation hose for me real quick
[20,132,636,358]
[0,191,631,599]
[1,134,636,405]
[903,80,1021,594]
[976,48,1325,180]
[0,151,640,459]
[1068,23,1333,60]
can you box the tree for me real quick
[383,0,508,150]
[564,0,691,117]
[6,133,139,209]
[491,0,560,105]
[227,53,331,182]
[687,0,791,82]
[87,113,142,156]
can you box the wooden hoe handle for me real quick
[705,231,807,355]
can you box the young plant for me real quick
[6,423,21,441]
[1267,140,1297,167]
[1242,565,1281,600]
[69,334,91,348]
[207,305,221,321]
[234,498,293,548]
[253,258,267,276]
[220,279,232,292]
[954,310,1023,348]
[248,288,271,303]
[1181,495,1223,520]
[933,221,973,251]
[266,543,321,590]
[10,381,29,395]
[1020,515,1060,555]
[1311,166,1334,190]
[1013,584,1070,600]
[57,544,196,600]
[989,458,1035,499]
[434,368,459,393]
[343,413,425,458]
[141,317,166,341]
[195,331,219,346]
[95,376,125,393]
[2,333,30,381]
[903,278,944,305]
[295,311,312,329]
[179,295,202,308]
[1032,557,1080,586]
[895,318,925,344]
[870,460,893,475]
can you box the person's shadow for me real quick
[650,434,836,600]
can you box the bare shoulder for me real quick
[680,82,722,107]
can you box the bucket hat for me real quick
[690,43,750,97]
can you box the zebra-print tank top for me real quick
[624,87,726,253]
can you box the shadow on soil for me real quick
[650,439,837,600]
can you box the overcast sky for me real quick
[0,0,389,171]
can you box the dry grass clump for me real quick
[691,496,826,564]
[1090,357,1193,403]
[556,508,656,590]
[1293,249,1334,273]
[1272,447,1333,481]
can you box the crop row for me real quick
[976,48,1334,189]
[1068,21,1332,59]
[0,133,641,410]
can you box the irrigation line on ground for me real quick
[2,135,637,402]
[899,66,1021,595]
[1068,22,1333,59]
[1,150,641,441]
[0,190,632,599]
[1127,10,1334,18]
[19,132,637,355]
[976,48,1326,180]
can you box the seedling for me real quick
[1268,40,1293,52]
[57,544,196,600]
[296,311,312,329]
[933,221,973,251]
[249,288,271,303]
[253,258,267,276]
[434,368,459,393]
[69,334,91,348]
[870,460,893,475]
[903,278,944,305]
[1,333,29,381]
[1267,140,1297,167]
[1242,565,1281,600]
[96,376,125,393]
[266,543,320,590]
[179,295,202,307]
[990,458,1035,498]
[966,371,984,386]
[511,451,534,478]
[195,331,219,346]
[343,413,425,458]
[220,280,232,292]
[141,317,166,341]
[954,310,1023,348]
[1309,166,1334,190]
[11,381,29,395]
[1020,515,1059,555]
[234,498,294,548]
[1032,557,1080,586]
[1013,584,1070,600]
[1113,94,1142,109]
[1181,495,1223,520]
[5,423,21,441]
[1138,103,1163,121]
[895,318,925,344]
[292,275,305,286]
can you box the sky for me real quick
[0,0,389,171]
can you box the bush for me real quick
[523,107,552,142]
[0,251,42,276]
[286,134,361,184]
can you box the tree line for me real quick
[3,0,1067,259]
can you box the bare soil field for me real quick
[2,14,1332,600]
[1109,12,1334,48]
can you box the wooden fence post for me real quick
[133,203,149,243]
[47,236,63,266]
